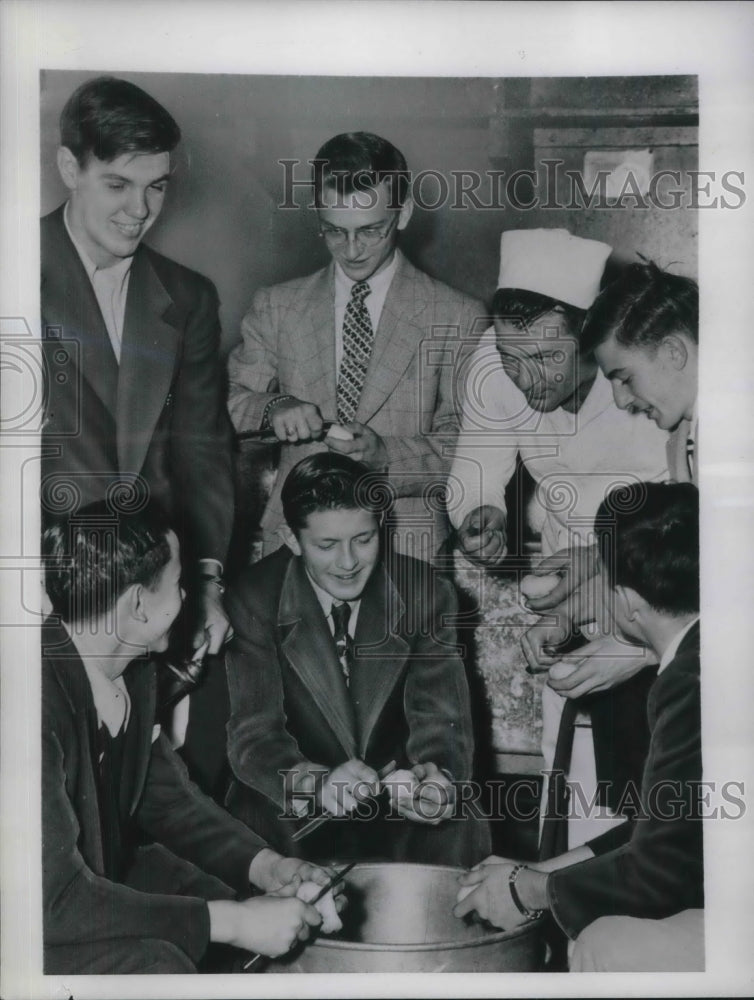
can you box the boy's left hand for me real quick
[251,850,342,901]
[388,762,455,825]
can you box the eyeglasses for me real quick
[318,213,399,248]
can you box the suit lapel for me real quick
[301,266,338,417]
[41,207,119,418]
[121,661,156,816]
[356,253,427,423]
[116,248,180,475]
[349,562,410,757]
[43,623,154,821]
[44,625,107,872]
[278,558,358,758]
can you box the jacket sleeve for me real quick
[170,274,234,564]
[383,295,485,498]
[225,579,321,807]
[226,286,283,432]
[403,570,475,782]
[135,732,271,892]
[43,723,210,961]
[547,661,703,938]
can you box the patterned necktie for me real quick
[686,433,695,480]
[337,280,373,424]
[331,601,352,686]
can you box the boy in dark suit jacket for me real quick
[41,75,233,657]
[41,501,339,975]
[454,481,703,972]
[225,453,490,867]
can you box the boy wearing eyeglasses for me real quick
[226,131,484,559]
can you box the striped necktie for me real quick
[337,280,373,424]
[331,601,352,686]
[686,432,695,480]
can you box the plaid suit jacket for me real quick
[227,251,485,553]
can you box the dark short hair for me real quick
[595,481,699,617]
[312,132,410,208]
[43,500,173,624]
[281,452,382,534]
[492,288,586,341]
[60,75,181,166]
[581,262,698,356]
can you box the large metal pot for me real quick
[266,863,545,973]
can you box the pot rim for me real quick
[309,861,545,953]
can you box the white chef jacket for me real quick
[447,330,669,556]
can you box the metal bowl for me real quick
[266,862,545,973]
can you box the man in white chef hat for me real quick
[448,228,669,851]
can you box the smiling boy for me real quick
[224,452,489,866]
[226,131,484,558]
[41,75,233,659]
[583,262,698,484]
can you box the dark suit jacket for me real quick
[42,622,268,967]
[40,205,233,564]
[548,622,703,937]
[224,547,490,865]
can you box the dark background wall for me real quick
[41,71,698,355]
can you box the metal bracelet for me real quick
[508,863,544,921]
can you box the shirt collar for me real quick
[658,615,700,674]
[689,397,699,441]
[80,657,131,736]
[306,569,361,621]
[63,200,133,283]
[334,248,399,301]
[575,367,614,419]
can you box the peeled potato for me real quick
[548,660,578,681]
[326,424,355,442]
[384,768,419,802]
[520,573,561,600]
[296,881,343,935]
[456,882,476,903]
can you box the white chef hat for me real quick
[497,228,612,310]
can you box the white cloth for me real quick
[333,254,397,376]
[448,330,670,551]
[569,910,705,972]
[64,202,131,362]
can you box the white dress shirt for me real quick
[448,330,670,556]
[81,659,131,738]
[308,571,362,638]
[333,252,399,376]
[658,616,700,676]
[64,202,132,363]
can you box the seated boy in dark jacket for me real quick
[454,482,703,972]
[42,500,338,974]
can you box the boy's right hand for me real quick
[208,893,322,958]
[319,758,380,816]
[456,505,507,566]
